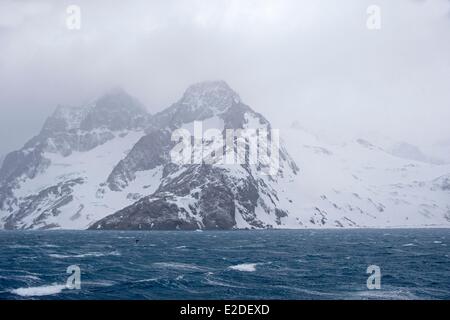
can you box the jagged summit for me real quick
[93,81,299,230]
[0,81,301,230]
[41,88,149,135]
[149,81,252,130]
[0,88,151,220]
[81,88,148,132]
[95,86,147,114]
[2,82,449,230]
[180,80,241,111]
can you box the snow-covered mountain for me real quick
[91,81,299,230]
[387,142,443,165]
[0,82,298,230]
[426,139,450,164]
[280,124,450,227]
[0,81,449,230]
[0,88,149,229]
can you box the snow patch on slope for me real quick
[6,131,145,229]
[280,124,450,228]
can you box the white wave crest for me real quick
[153,262,205,271]
[228,263,259,272]
[49,251,120,258]
[11,284,66,297]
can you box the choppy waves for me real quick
[1,229,449,299]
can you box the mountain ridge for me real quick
[1,82,449,230]
[92,81,300,230]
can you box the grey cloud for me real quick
[0,0,450,155]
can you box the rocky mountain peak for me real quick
[80,88,148,132]
[2,82,450,230]
[94,87,146,113]
[180,80,241,113]
[41,88,149,135]
[148,81,247,130]
[41,105,88,134]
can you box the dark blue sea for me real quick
[0,229,449,300]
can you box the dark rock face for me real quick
[91,165,237,230]
[79,88,148,131]
[0,145,51,214]
[91,81,299,230]
[3,178,84,230]
[37,88,148,156]
[0,88,151,229]
[148,81,242,130]
[107,130,173,191]
[0,146,48,187]
[1,81,299,230]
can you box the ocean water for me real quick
[0,229,449,300]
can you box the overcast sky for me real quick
[1,0,449,156]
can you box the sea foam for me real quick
[11,284,66,297]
